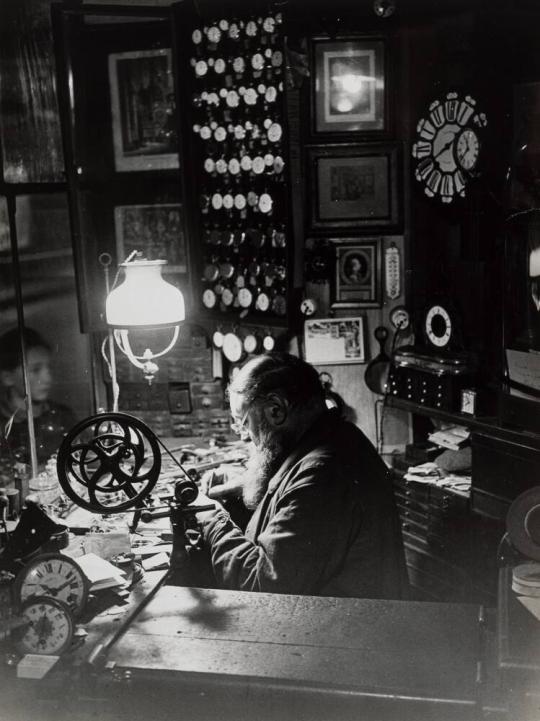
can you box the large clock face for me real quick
[425,304,453,349]
[15,597,74,655]
[15,553,88,616]
[412,92,487,203]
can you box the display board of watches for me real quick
[187,12,291,323]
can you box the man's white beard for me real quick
[241,429,288,511]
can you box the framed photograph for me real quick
[330,238,382,309]
[114,203,187,272]
[312,37,386,135]
[108,49,179,172]
[304,317,366,365]
[307,144,399,230]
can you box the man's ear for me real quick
[262,393,289,427]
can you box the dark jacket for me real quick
[203,409,407,599]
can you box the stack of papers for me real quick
[427,425,470,451]
[77,553,127,592]
[404,462,471,494]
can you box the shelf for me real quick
[386,396,540,449]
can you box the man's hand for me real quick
[192,490,226,526]
[200,466,245,501]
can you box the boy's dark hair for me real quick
[228,352,324,407]
[0,328,51,371]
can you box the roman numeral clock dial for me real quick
[412,92,487,203]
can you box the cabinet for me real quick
[386,397,536,604]
[393,463,502,605]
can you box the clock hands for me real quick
[433,134,456,160]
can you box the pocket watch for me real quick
[14,553,88,617]
[222,332,244,363]
[14,597,74,656]
[412,91,487,203]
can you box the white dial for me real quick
[15,553,88,616]
[14,598,74,656]
[425,304,452,348]
[202,289,217,309]
[455,128,480,171]
[389,306,410,331]
[300,298,317,317]
[212,330,224,348]
[243,334,259,354]
[223,333,243,363]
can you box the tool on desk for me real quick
[55,412,218,587]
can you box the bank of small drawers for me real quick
[393,473,500,604]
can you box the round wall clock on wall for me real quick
[412,92,487,203]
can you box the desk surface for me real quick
[105,586,482,705]
[498,566,540,676]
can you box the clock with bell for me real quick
[412,91,487,203]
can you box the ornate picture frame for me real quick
[114,203,187,272]
[330,238,382,309]
[312,37,387,135]
[108,48,179,172]
[307,143,400,230]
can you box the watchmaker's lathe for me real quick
[55,412,217,586]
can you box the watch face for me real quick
[15,553,88,616]
[15,597,74,655]
[412,91,487,203]
[425,304,453,348]
[243,334,259,354]
[223,333,243,363]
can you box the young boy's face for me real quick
[1,347,52,404]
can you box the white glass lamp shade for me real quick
[106,259,185,329]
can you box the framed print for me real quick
[114,203,186,272]
[330,238,382,308]
[304,317,366,365]
[308,143,399,230]
[108,49,179,172]
[312,37,386,134]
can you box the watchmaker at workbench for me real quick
[197,352,408,599]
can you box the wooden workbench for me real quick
[96,586,485,721]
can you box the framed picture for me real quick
[304,317,366,365]
[114,203,187,272]
[108,49,179,172]
[330,238,382,308]
[312,37,387,135]
[307,143,399,230]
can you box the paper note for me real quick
[506,349,540,396]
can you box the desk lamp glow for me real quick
[105,253,185,385]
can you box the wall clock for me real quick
[412,91,487,203]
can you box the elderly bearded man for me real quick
[198,352,407,599]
